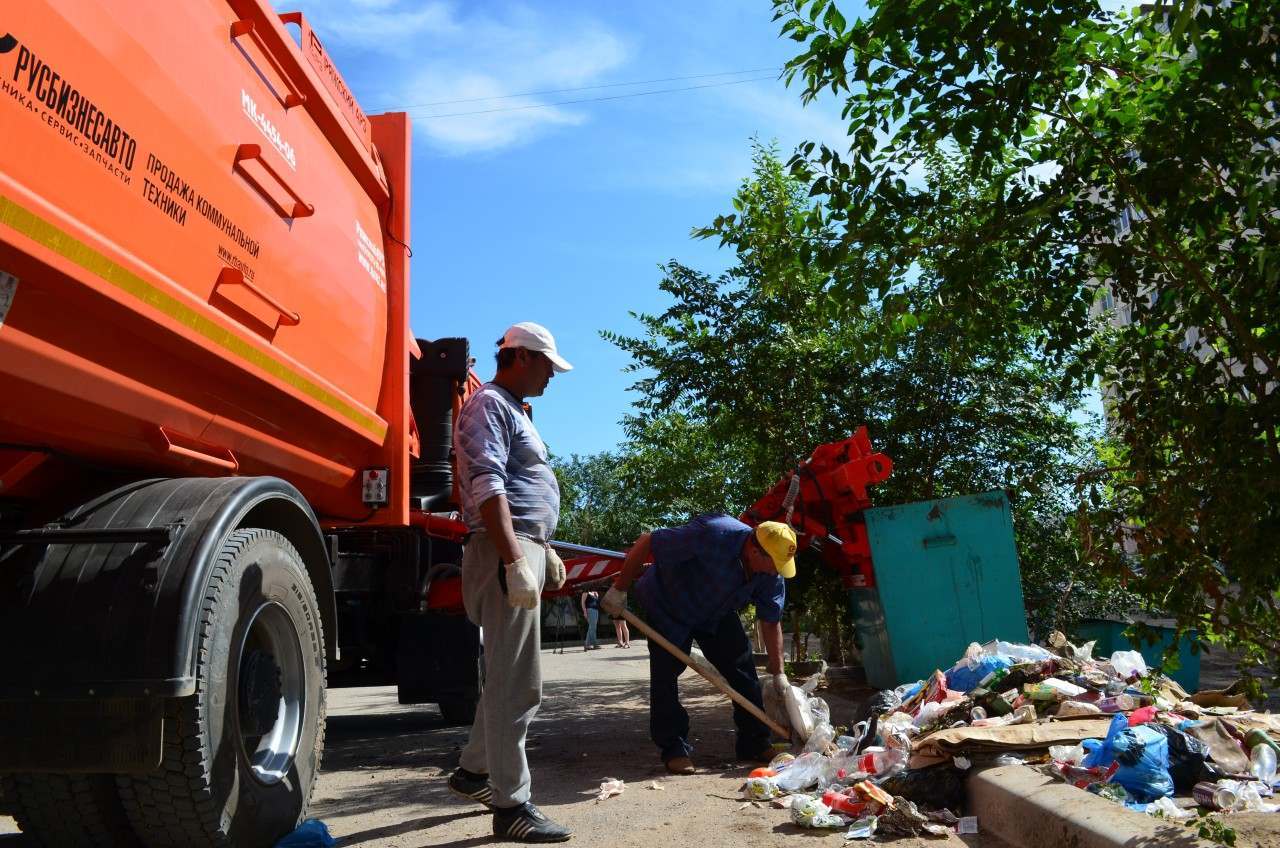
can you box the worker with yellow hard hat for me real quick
[602,515,798,774]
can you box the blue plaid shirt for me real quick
[634,514,786,644]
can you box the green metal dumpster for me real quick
[1073,617,1201,692]
[851,490,1030,688]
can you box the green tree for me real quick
[552,451,654,552]
[767,0,1280,668]
[609,142,1115,657]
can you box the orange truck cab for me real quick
[0,3,489,844]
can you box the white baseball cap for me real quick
[499,322,573,372]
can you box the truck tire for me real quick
[0,773,138,847]
[115,529,326,847]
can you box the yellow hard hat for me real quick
[755,521,797,579]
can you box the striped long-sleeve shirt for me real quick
[453,382,560,542]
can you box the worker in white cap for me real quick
[447,322,574,843]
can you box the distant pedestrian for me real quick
[446,322,574,843]
[613,611,631,648]
[580,590,602,651]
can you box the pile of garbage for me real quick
[747,631,1279,838]
[746,675,976,839]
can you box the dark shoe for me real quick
[665,755,696,775]
[492,801,572,842]
[447,766,494,808]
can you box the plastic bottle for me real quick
[1246,729,1280,757]
[972,704,1036,728]
[775,752,825,792]
[821,788,869,816]
[852,747,906,777]
[1251,744,1278,786]
[971,706,987,722]
[804,721,836,754]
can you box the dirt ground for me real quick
[1,640,1004,847]
[304,643,1006,847]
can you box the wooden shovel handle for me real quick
[619,608,792,741]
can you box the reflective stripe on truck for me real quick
[0,191,388,440]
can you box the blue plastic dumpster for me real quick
[851,490,1030,688]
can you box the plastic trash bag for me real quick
[789,795,849,828]
[745,776,781,800]
[783,683,816,742]
[945,642,1015,693]
[275,820,336,848]
[980,640,1055,663]
[893,680,925,703]
[1110,650,1148,680]
[596,778,625,801]
[1145,797,1194,820]
[1049,744,1087,765]
[1083,714,1174,803]
[1146,723,1211,793]
[845,815,879,839]
[879,764,967,810]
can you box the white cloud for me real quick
[287,0,459,49]
[277,0,631,155]
[404,15,629,155]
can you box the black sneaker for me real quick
[447,766,494,808]
[492,801,572,843]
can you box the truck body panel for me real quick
[0,0,406,521]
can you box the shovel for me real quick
[617,607,792,741]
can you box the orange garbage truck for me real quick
[0,2,606,844]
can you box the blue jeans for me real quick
[648,610,770,762]
[585,608,599,648]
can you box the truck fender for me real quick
[0,476,336,699]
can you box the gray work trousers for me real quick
[458,532,547,807]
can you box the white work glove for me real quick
[504,556,539,610]
[763,673,791,732]
[601,586,627,616]
[544,546,567,591]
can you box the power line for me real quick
[375,66,782,110]
[407,74,781,119]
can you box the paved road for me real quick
[2,642,1004,846]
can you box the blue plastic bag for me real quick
[275,819,336,848]
[945,654,1012,694]
[1082,714,1174,803]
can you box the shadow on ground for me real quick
[313,667,873,837]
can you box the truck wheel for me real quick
[438,696,477,725]
[116,529,326,847]
[0,773,138,847]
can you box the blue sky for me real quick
[274,0,858,458]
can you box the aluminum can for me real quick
[1193,781,1237,810]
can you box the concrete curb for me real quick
[968,765,1218,848]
